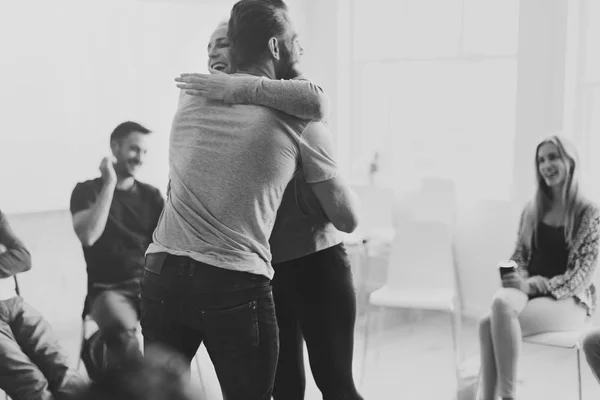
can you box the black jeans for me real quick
[140,253,279,400]
[85,280,143,374]
[272,244,364,400]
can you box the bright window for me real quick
[566,0,600,200]
[350,0,519,201]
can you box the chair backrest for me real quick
[400,177,457,225]
[385,218,456,293]
[385,178,458,292]
[350,184,396,238]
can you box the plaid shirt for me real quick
[511,203,600,316]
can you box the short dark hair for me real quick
[228,0,289,70]
[76,344,197,400]
[109,121,151,143]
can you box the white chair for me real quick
[344,184,396,298]
[399,177,457,226]
[523,326,592,400]
[360,218,461,387]
[345,184,396,245]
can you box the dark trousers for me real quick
[272,244,364,400]
[140,253,279,400]
[0,296,87,400]
[86,280,143,373]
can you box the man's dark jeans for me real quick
[85,280,143,376]
[141,253,279,400]
[0,296,87,400]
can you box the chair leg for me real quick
[374,306,384,364]
[577,347,583,400]
[358,240,371,318]
[448,300,462,388]
[360,303,371,387]
[77,320,86,370]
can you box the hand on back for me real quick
[175,70,230,100]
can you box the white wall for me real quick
[0,0,236,214]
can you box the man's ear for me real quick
[268,37,281,61]
[109,139,119,155]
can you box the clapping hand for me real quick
[99,156,117,187]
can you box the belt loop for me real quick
[178,263,185,276]
[189,264,195,276]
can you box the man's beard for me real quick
[277,46,300,80]
[115,160,137,178]
[280,63,299,80]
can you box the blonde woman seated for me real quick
[477,135,600,400]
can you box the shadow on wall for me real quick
[6,210,87,329]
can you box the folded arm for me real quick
[0,212,31,278]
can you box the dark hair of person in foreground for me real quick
[76,344,202,400]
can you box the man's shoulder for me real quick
[135,181,161,196]
[73,178,103,194]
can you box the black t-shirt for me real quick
[70,178,164,285]
[528,222,569,279]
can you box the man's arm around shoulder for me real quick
[302,122,360,233]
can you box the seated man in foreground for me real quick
[0,210,87,400]
[75,344,201,400]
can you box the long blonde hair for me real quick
[520,135,588,250]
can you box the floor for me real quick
[4,309,600,400]
[2,240,600,399]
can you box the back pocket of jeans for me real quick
[201,300,259,354]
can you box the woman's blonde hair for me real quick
[520,135,588,250]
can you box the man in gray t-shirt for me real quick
[140,2,357,399]
[172,6,362,398]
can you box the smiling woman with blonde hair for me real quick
[477,135,600,400]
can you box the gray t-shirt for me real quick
[147,74,316,279]
[270,122,341,264]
